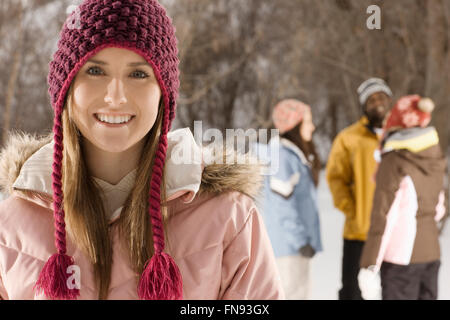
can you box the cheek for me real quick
[73,79,104,106]
[366,103,375,112]
[71,91,90,127]
[135,85,161,115]
[136,83,161,102]
[72,81,100,114]
[301,125,310,138]
[139,107,158,130]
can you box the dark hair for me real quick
[281,123,321,187]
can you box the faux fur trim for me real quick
[0,130,264,203]
[198,144,264,200]
[0,130,53,196]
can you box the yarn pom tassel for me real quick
[138,252,183,300]
[34,253,80,300]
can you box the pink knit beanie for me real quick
[34,0,182,300]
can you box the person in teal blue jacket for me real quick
[252,99,323,299]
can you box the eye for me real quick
[130,70,150,79]
[86,66,104,76]
[85,66,150,79]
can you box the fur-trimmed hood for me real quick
[0,128,264,210]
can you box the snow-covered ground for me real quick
[310,171,450,300]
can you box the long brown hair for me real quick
[281,123,321,187]
[61,83,168,299]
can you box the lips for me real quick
[93,114,135,127]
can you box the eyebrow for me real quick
[87,59,150,67]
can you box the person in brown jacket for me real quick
[327,78,393,300]
[359,95,447,300]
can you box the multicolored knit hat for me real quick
[272,99,311,134]
[383,95,434,133]
[34,0,182,300]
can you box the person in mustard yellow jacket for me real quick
[326,78,393,300]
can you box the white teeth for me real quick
[96,114,132,124]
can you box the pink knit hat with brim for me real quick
[272,99,311,134]
[35,0,182,300]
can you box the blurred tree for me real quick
[161,0,448,163]
[3,1,24,145]
[0,0,69,145]
[0,0,448,164]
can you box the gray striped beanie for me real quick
[357,78,392,106]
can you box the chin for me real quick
[95,140,131,153]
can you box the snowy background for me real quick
[310,171,450,300]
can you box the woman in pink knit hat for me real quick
[0,0,284,300]
[253,99,322,299]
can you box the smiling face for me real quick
[364,91,392,128]
[69,47,161,153]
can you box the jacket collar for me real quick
[10,128,203,212]
[360,116,383,139]
[279,137,310,167]
[382,126,440,154]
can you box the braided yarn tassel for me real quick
[138,252,183,300]
[34,107,79,300]
[138,126,183,300]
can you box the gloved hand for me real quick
[299,244,316,258]
[358,267,381,300]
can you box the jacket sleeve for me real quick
[269,151,309,251]
[219,207,285,300]
[326,133,356,219]
[360,152,403,268]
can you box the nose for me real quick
[104,78,127,106]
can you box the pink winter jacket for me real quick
[0,128,284,300]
